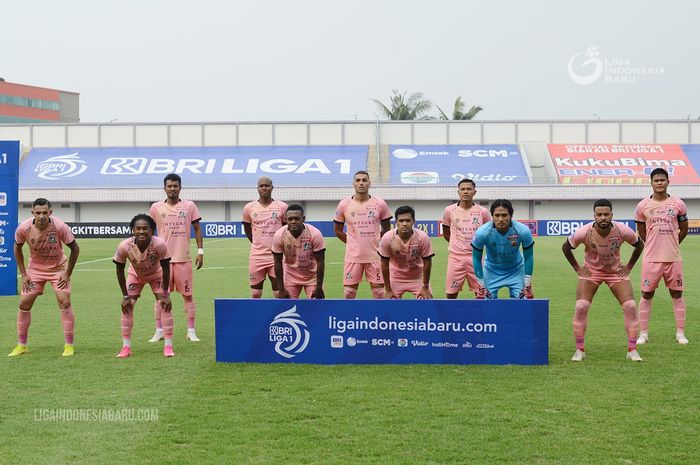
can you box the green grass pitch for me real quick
[0,236,697,465]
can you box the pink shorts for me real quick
[249,255,275,286]
[580,271,629,287]
[343,262,383,286]
[392,280,431,299]
[126,273,165,298]
[445,253,477,294]
[169,262,193,296]
[22,267,71,296]
[641,261,684,292]
[287,283,319,299]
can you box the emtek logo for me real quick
[546,221,586,236]
[269,306,310,359]
[392,149,418,159]
[34,153,87,180]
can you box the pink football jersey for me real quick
[568,221,638,273]
[635,196,687,262]
[243,200,288,257]
[271,224,325,284]
[442,203,491,255]
[379,228,434,281]
[334,196,391,263]
[114,236,170,281]
[15,216,75,272]
[150,199,201,263]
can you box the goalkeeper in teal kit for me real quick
[471,199,534,299]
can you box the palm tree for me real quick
[372,90,433,120]
[437,97,483,120]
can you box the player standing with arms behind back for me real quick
[149,174,203,343]
[635,168,689,345]
[442,179,491,299]
[243,177,288,298]
[334,170,391,299]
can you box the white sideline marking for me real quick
[15,238,235,277]
[73,261,345,272]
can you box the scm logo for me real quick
[457,149,510,158]
[371,339,393,346]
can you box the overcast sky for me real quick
[3,0,698,123]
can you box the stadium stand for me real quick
[2,120,699,234]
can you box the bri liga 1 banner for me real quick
[20,145,368,188]
[215,299,549,365]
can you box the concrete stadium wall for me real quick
[3,120,700,148]
[9,119,700,224]
[23,199,700,224]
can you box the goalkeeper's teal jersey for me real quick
[471,220,534,272]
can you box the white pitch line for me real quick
[73,261,346,273]
[73,238,234,267]
[16,239,342,277]
[76,256,114,266]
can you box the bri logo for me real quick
[546,221,587,236]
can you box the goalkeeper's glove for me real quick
[475,278,492,300]
[519,275,534,299]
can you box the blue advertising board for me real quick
[201,219,632,239]
[0,141,19,295]
[529,219,636,237]
[20,146,367,188]
[389,145,530,186]
[200,221,336,239]
[63,219,640,239]
[681,144,700,177]
[215,299,549,365]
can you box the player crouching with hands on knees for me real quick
[10,198,80,357]
[562,199,645,362]
[379,206,435,299]
[471,199,534,300]
[113,214,173,358]
[271,205,326,299]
